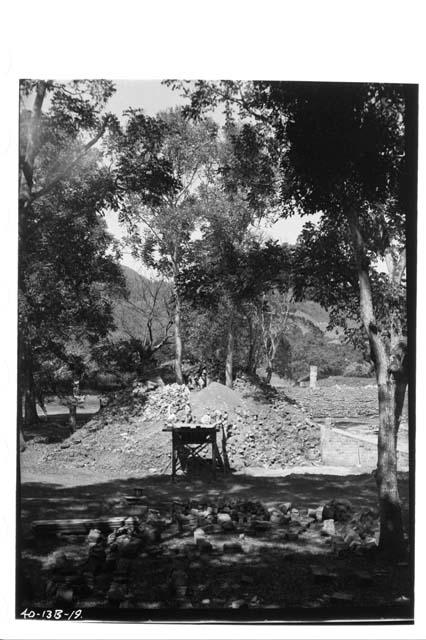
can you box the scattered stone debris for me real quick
[22,494,395,611]
[26,378,322,475]
[20,375,410,614]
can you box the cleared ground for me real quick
[18,376,412,620]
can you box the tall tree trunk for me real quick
[18,81,47,450]
[173,282,183,385]
[390,341,408,451]
[24,385,38,426]
[349,216,405,557]
[17,335,26,451]
[18,386,26,452]
[23,346,38,426]
[20,81,47,205]
[265,338,278,385]
[265,365,272,385]
[246,315,258,375]
[19,429,26,452]
[225,306,235,388]
[376,379,404,556]
[69,405,77,432]
[394,378,407,448]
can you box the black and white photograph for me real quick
[15,76,416,623]
[2,1,425,637]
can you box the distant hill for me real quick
[111,266,173,347]
[292,300,344,343]
[113,269,349,348]
[111,268,363,381]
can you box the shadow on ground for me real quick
[20,470,410,534]
[22,412,99,445]
[17,470,412,622]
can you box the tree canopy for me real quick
[18,78,415,557]
[169,78,414,556]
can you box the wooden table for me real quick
[162,424,225,480]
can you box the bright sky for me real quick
[104,80,315,272]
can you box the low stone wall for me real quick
[320,423,409,471]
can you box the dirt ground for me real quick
[17,377,413,621]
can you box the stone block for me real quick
[321,519,336,537]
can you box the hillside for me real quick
[112,266,173,346]
[110,268,364,381]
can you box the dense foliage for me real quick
[169,78,412,556]
[19,78,414,557]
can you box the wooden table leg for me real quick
[211,430,216,479]
[221,424,231,473]
[171,430,176,481]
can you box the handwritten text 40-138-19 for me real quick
[19,608,82,620]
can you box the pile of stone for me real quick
[39,378,322,474]
[190,381,251,420]
[170,495,380,557]
[140,383,191,422]
[225,406,321,470]
[37,496,381,610]
[42,509,166,608]
[99,381,193,424]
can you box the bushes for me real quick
[284,330,364,380]
[176,299,368,385]
[343,361,374,378]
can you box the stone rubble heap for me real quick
[36,496,384,610]
[39,378,321,474]
[138,383,191,422]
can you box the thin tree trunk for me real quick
[348,216,405,557]
[17,335,26,451]
[265,361,273,384]
[20,428,26,452]
[69,405,77,432]
[18,81,47,447]
[225,307,235,388]
[24,386,38,425]
[18,388,26,452]
[246,315,258,375]
[173,283,183,385]
[394,379,407,448]
[265,338,278,385]
[23,346,38,426]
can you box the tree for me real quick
[179,120,278,387]
[173,80,415,556]
[19,80,117,210]
[179,227,289,387]
[19,80,124,438]
[276,84,410,557]
[116,107,218,383]
[19,152,125,430]
[259,288,294,384]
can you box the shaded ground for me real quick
[23,395,101,446]
[18,377,413,621]
[20,469,410,533]
[18,469,411,620]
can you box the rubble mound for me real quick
[141,383,190,422]
[24,378,321,475]
[190,382,251,419]
[225,403,321,470]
